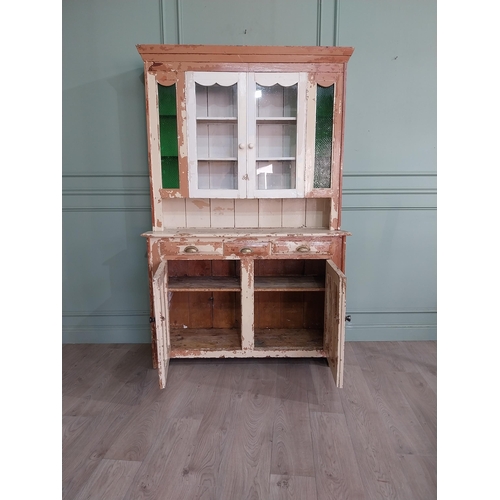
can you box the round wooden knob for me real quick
[239,143,245,149]
[248,143,254,149]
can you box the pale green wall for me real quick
[62,0,436,343]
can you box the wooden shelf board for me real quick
[254,328,323,349]
[254,276,325,291]
[256,157,295,161]
[171,328,241,351]
[256,117,297,122]
[143,228,351,238]
[196,117,237,122]
[197,158,237,162]
[168,276,241,291]
[170,327,324,353]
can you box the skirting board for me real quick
[62,320,437,343]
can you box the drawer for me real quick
[272,240,332,255]
[223,241,270,257]
[159,240,223,256]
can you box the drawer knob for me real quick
[240,247,253,254]
[296,245,310,253]
[183,245,199,253]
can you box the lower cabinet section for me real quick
[151,253,347,390]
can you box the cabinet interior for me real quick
[168,260,241,351]
[166,259,327,352]
[254,259,325,350]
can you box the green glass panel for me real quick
[157,84,179,189]
[159,116,178,157]
[158,83,176,116]
[314,85,334,189]
[161,156,180,189]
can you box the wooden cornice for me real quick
[136,44,354,64]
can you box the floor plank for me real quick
[310,412,366,500]
[269,474,318,500]
[215,361,277,500]
[73,459,142,500]
[122,416,202,500]
[62,341,437,500]
[271,360,316,477]
[339,364,417,500]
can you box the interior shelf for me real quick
[168,276,241,291]
[197,157,238,161]
[171,328,241,351]
[256,117,297,122]
[196,117,237,122]
[254,276,325,291]
[254,328,323,350]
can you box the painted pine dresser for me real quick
[137,44,354,388]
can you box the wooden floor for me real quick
[62,341,436,500]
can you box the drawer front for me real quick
[223,241,270,257]
[159,240,223,256]
[272,240,332,256]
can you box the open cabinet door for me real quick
[152,261,170,389]
[324,259,347,388]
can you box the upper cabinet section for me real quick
[187,71,307,198]
[137,45,354,201]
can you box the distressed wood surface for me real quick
[140,46,353,386]
[160,197,342,230]
[63,341,436,499]
[144,227,351,237]
[137,44,354,57]
[254,329,323,349]
[168,276,241,291]
[254,276,325,290]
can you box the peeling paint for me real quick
[179,98,188,158]
[192,199,210,209]
[138,45,351,389]
[330,200,338,221]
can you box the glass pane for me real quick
[198,161,238,190]
[158,84,179,189]
[196,83,237,117]
[256,161,296,190]
[195,82,238,190]
[256,84,297,117]
[257,123,296,158]
[314,84,334,189]
[160,116,178,156]
[255,83,298,190]
[197,123,237,159]
[161,156,180,189]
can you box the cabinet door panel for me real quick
[324,259,346,387]
[152,261,170,389]
[247,73,307,199]
[186,72,247,198]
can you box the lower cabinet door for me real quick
[324,259,347,388]
[152,261,171,388]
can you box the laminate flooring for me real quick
[62,341,437,499]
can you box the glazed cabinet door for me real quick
[185,71,308,199]
[324,259,346,387]
[152,261,171,388]
[186,72,247,198]
[247,72,307,198]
